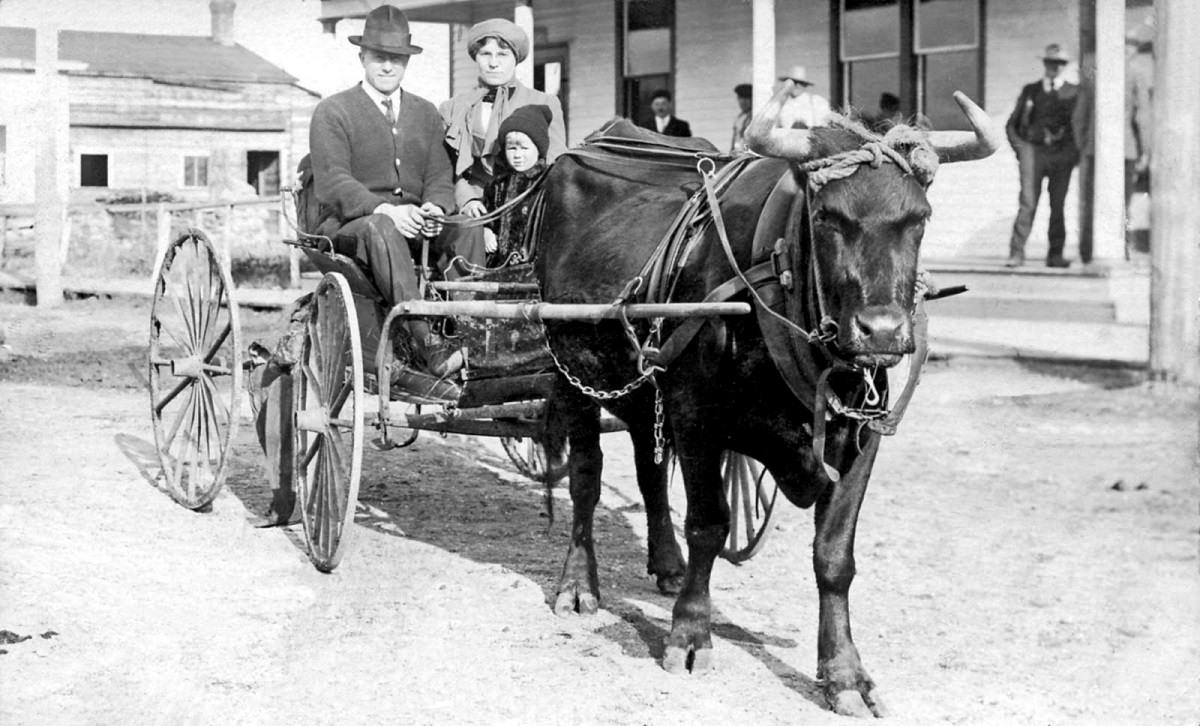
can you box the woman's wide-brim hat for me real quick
[777,65,814,87]
[467,18,530,63]
[350,5,424,56]
[1040,43,1070,64]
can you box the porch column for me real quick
[751,0,776,112]
[514,1,534,88]
[35,24,67,308]
[1149,0,1200,383]
[1090,0,1124,261]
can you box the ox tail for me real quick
[539,429,569,533]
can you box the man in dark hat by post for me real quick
[1004,43,1080,268]
[308,5,459,377]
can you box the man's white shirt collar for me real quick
[1042,77,1065,92]
[361,81,401,120]
[655,115,670,132]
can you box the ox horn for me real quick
[743,81,815,161]
[927,91,1003,163]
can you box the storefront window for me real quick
[838,0,982,130]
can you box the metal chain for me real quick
[549,344,656,400]
[652,384,666,464]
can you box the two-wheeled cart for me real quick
[146,223,783,572]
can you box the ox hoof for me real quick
[829,689,889,718]
[662,645,713,675]
[655,573,684,596]
[553,584,599,617]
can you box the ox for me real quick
[534,83,999,717]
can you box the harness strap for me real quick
[440,170,550,230]
[811,368,842,483]
[648,260,778,369]
[701,164,832,346]
[866,297,929,435]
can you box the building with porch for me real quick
[316,0,1147,267]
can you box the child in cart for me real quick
[482,104,553,267]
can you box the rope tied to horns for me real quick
[798,122,941,191]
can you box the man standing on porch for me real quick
[776,65,832,130]
[1004,44,1080,268]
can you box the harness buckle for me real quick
[771,237,795,290]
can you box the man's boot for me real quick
[406,318,465,378]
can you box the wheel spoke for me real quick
[198,372,231,426]
[328,381,353,421]
[302,432,321,470]
[322,434,341,545]
[181,250,203,349]
[154,376,192,415]
[156,314,192,356]
[161,380,198,452]
[201,320,233,364]
[172,293,199,354]
[301,362,326,405]
[725,454,739,553]
[741,462,756,544]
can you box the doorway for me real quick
[246,151,280,197]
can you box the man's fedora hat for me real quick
[778,65,814,86]
[350,5,424,56]
[1040,43,1070,64]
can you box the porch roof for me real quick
[318,0,491,26]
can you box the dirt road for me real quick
[1,296,1196,725]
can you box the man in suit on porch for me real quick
[642,89,692,137]
[1004,43,1080,268]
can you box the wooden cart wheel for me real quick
[148,229,242,510]
[294,273,364,572]
[500,436,568,484]
[668,451,780,563]
[720,452,780,563]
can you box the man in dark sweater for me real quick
[1005,43,1080,268]
[309,5,458,374]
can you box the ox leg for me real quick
[662,438,726,674]
[627,419,686,595]
[550,383,604,617]
[813,433,889,718]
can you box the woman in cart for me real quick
[438,18,566,271]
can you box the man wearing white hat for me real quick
[1004,43,1080,268]
[776,65,832,130]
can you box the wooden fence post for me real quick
[151,202,171,283]
[34,24,66,307]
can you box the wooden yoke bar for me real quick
[389,300,752,321]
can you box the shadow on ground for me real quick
[219,425,823,709]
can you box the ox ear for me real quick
[927,91,1004,163]
[743,81,815,161]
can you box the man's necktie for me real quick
[382,97,394,123]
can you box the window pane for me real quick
[627,0,671,30]
[846,58,900,116]
[627,28,670,75]
[81,154,108,187]
[922,49,978,130]
[842,0,899,59]
[916,0,978,50]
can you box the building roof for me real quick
[0,27,297,85]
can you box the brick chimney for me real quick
[210,0,236,46]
